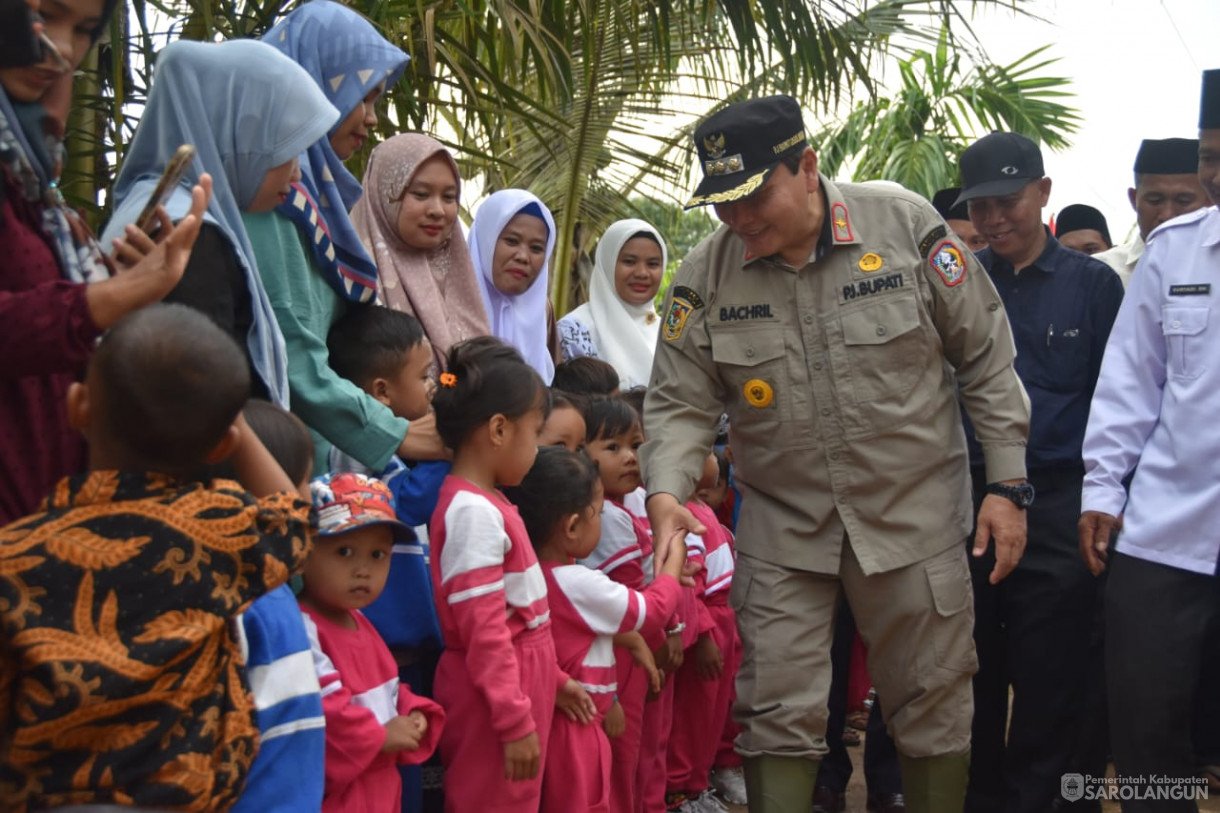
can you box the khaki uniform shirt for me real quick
[642,175,1030,575]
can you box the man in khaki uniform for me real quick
[642,96,1033,813]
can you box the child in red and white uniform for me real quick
[504,446,688,812]
[299,472,446,813]
[429,337,596,813]
[579,395,668,813]
[619,388,697,813]
[700,447,746,806]
[667,453,743,811]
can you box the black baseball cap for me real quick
[955,132,1045,206]
[686,95,808,209]
[1134,138,1199,175]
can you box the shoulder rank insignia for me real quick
[831,202,854,243]
[929,240,966,287]
[918,225,947,257]
[664,285,705,342]
[858,252,883,272]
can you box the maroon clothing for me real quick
[0,174,100,525]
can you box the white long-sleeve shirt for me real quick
[1081,206,1220,575]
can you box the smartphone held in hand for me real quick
[134,144,197,236]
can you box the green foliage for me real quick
[811,27,1080,199]
[62,0,1052,314]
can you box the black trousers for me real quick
[815,597,902,795]
[965,467,1101,813]
[1106,551,1220,813]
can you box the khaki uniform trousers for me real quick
[730,537,977,761]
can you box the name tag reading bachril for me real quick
[1169,284,1211,296]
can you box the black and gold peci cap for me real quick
[685,95,808,209]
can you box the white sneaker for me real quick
[709,766,747,805]
[694,789,730,812]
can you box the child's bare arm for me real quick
[603,699,626,738]
[614,631,661,693]
[556,678,596,724]
[228,412,296,497]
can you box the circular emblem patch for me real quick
[858,252,883,272]
[744,379,774,408]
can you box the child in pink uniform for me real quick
[667,453,743,810]
[504,446,688,812]
[298,472,446,813]
[619,389,695,813]
[429,337,595,812]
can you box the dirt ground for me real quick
[722,738,1220,812]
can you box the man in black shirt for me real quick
[955,132,1125,813]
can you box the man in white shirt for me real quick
[1079,70,1220,812]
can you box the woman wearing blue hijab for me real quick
[247,0,442,474]
[263,0,408,302]
[103,39,339,407]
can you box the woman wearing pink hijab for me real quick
[350,133,489,369]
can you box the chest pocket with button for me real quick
[1163,305,1209,381]
[710,327,789,424]
[839,293,925,403]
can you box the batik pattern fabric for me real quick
[0,472,312,812]
[263,0,409,304]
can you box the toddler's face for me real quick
[567,480,605,560]
[539,405,585,453]
[302,524,393,612]
[585,424,642,499]
[378,341,435,421]
[496,406,546,488]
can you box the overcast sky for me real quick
[958,0,1218,244]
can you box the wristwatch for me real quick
[986,481,1036,509]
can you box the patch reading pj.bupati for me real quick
[918,225,947,257]
[929,240,966,287]
[842,272,904,302]
[663,285,705,341]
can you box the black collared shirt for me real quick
[966,229,1124,471]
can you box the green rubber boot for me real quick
[899,751,971,813]
[743,755,820,813]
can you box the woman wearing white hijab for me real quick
[557,219,668,389]
[468,189,558,383]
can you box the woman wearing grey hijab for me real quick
[103,39,339,405]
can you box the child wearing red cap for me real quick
[299,472,446,813]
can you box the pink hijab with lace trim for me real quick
[350,133,489,369]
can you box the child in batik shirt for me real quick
[0,305,312,812]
